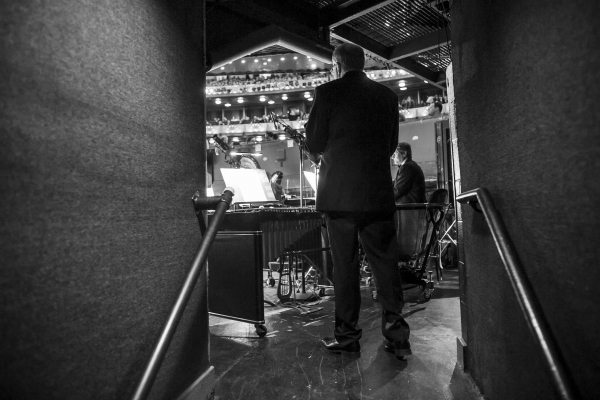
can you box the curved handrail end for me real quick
[456,188,483,213]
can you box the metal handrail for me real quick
[130,188,235,400]
[457,187,580,400]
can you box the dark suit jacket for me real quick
[305,71,399,214]
[393,159,426,204]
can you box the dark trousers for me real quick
[326,212,410,346]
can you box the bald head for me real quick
[332,43,365,72]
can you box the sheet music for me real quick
[221,168,277,203]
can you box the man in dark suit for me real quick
[393,142,427,259]
[393,142,426,204]
[305,43,411,360]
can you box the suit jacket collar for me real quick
[341,70,366,79]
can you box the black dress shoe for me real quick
[320,337,361,355]
[383,339,412,359]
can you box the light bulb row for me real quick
[213,92,313,106]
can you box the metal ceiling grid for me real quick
[347,0,449,46]
[412,44,451,72]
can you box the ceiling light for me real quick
[278,134,287,140]
[263,62,267,65]
[412,136,419,140]
[280,57,285,61]
[237,98,244,103]
[224,103,231,107]
[268,100,275,104]
[267,58,271,62]
[214,100,221,105]
[259,97,266,102]
[424,80,428,83]
[400,87,407,91]
[254,59,258,63]
[220,67,225,70]
[232,137,239,142]
[282,94,288,100]
[293,56,298,60]
[308,97,313,101]
[255,136,263,142]
[310,63,316,68]
[241,60,246,64]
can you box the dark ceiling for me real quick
[206,0,451,89]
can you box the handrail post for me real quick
[130,188,235,400]
[457,187,580,400]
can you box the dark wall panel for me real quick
[451,0,600,399]
[0,1,208,399]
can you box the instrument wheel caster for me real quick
[423,290,433,301]
[269,278,276,287]
[255,324,267,337]
[371,290,378,301]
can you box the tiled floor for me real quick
[209,269,469,400]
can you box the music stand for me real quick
[220,168,277,205]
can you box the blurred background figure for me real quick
[427,102,443,117]
[270,170,284,202]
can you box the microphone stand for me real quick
[270,113,312,208]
